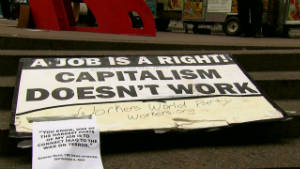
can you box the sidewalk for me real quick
[0,19,299,50]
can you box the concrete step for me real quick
[0,133,299,169]
[255,79,300,99]
[248,71,300,81]
[1,49,299,56]
[1,35,299,51]
[0,19,299,51]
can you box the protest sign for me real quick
[12,54,284,135]
[32,117,103,169]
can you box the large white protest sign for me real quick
[32,117,103,169]
[12,54,284,135]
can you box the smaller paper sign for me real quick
[32,117,103,169]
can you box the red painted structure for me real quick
[28,0,156,36]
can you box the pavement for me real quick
[0,19,299,51]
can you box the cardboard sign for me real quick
[12,54,284,135]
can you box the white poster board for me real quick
[32,117,103,169]
[12,54,284,135]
